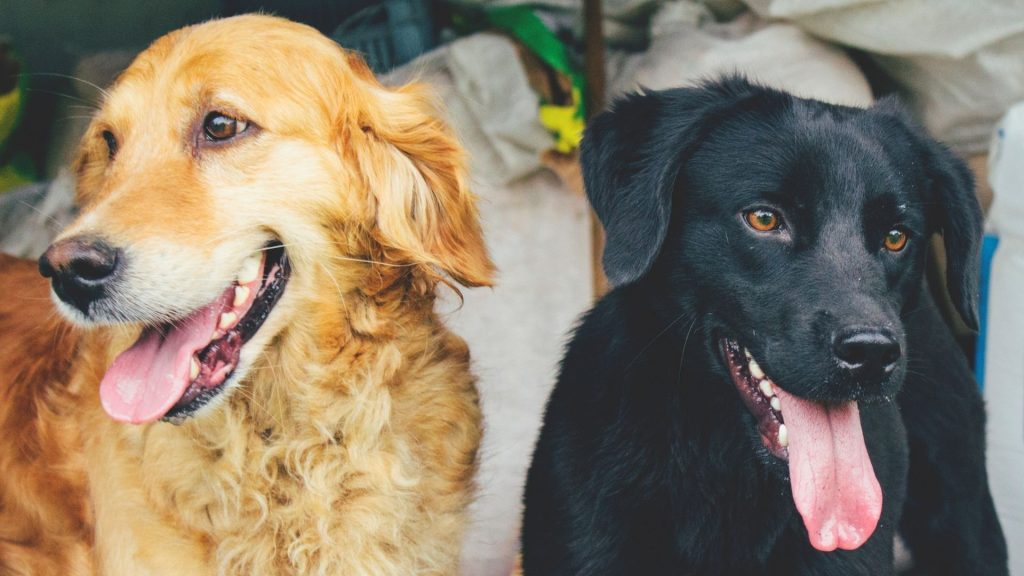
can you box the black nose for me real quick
[833,327,901,375]
[39,237,122,313]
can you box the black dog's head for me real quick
[581,76,981,551]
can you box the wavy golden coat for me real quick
[0,15,493,575]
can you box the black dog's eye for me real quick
[203,112,249,142]
[102,130,118,160]
[744,209,782,232]
[884,228,909,252]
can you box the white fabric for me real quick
[742,0,1024,153]
[444,172,592,576]
[611,10,872,107]
[985,102,1024,576]
[745,0,1024,58]
[387,33,555,186]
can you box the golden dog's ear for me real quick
[351,79,494,288]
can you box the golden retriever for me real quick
[0,14,493,575]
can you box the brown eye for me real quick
[102,130,118,159]
[745,209,781,232]
[884,228,908,252]
[203,112,248,141]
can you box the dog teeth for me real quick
[219,311,238,330]
[778,424,789,447]
[759,379,774,398]
[743,348,752,361]
[233,285,250,307]
[749,358,765,380]
[237,255,261,284]
[190,357,200,381]
[770,396,781,412]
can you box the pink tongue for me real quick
[774,388,883,551]
[99,287,233,424]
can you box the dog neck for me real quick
[78,274,476,573]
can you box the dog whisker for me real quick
[24,87,100,108]
[625,310,692,373]
[23,72,111,100]
[16,199,69,229]
[675,316,702,387]
[315,260,351,318]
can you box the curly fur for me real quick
[0,15,493,575]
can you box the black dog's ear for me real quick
[876,99,983,330]
[925,139,982,330]
[581,77,765,286]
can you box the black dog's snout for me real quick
[39,237,122,313]
[833,327,901,375]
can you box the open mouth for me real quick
[721,338,788,459]
[99,243,289,425]
[719,336,883,552]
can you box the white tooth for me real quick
[237,255,261,284]
[744,348,752,360]
[749,358,765,380]
[190,357,200,380]
[219,311,237,330]
[778,424,789,447]
[759,379,774,398]
[771,396,782,412]
[233,285,250,307]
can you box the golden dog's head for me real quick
[39,15,493,425]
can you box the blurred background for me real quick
[1,1,1022,574]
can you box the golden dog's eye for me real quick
[203,112,248,141]
[884,228,908,252]
[102,130,118,159]
[744,209,782,232]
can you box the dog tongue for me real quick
[99,287,232,424]
[774,388,882,551]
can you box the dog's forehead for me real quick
[102,16,350,127]
[689,102,922,209]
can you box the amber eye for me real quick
[744,209,781,232]
[884,228,908,252]
[102,130,118,159]
[203,112,248,141]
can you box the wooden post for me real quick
[583,0,609,298]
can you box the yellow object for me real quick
[0,74,32,194]
[0,84,19,148]
[539,87,585,154]
[0,163,31,190]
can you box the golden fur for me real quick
[0,15,493,575]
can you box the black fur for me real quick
[522,77,1007,575]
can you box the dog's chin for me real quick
[82,243,291,425]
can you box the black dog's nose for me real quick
[39,237,122,313]
[833,327,901,374]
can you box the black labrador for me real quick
[522,77,1007,575]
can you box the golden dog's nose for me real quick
[39,237,122,313]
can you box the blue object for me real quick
[974,233,999,390]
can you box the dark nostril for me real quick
[69,247,118,281]
[833,328,901,372]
